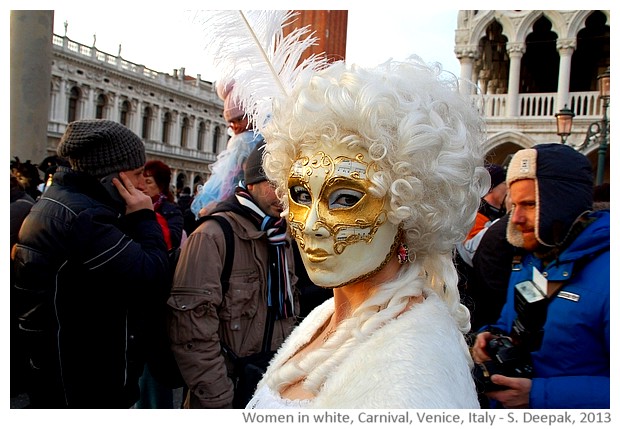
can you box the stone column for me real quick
[135,99,143,136]
[10,10,54,161]
[129,99,139,133]
[206,121,214,153]
[171,111,180,147]
[506,42,525,117]
[188,116,198,150]
[49,76,62,122]
[456,46,478,95]
[556,39,576,111]
[152,106,162,143]
[109,93,119,122]
[81,85,93,119]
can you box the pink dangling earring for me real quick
[397,243,409,265]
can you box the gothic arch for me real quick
[483,130,535,153]
[469,12,517,46]
[570,11,610,92]
[516,10,567,42]
[568,10,610,38]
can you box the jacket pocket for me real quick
[167,288,217,344]
[219,276,260,331]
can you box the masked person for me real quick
[246,59,486,409]
[200,10,488,409]
[190,80,262,218]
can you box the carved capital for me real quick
[455,45,479,60]
[556,38,577,52]
[506,43,526,56]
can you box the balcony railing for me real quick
[52,34,217,97]
[478,91,602,119]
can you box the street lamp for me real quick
[555,105,575,144]
[571,67,611,185]
[595,67,610,186]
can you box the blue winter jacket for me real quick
[491,210,610,409]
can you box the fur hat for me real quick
[217,80,245,122]
[506,143,593,248]
[244,142,267,185]
[57,119,145,178]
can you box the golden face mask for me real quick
[288,150,388,254]
[287,145,398,288]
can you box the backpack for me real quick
[196,215,235,293]
[148,215,234,389]
[196,214,274,408]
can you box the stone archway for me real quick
[483,130,535,166]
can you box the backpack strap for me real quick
[199,215,235,295]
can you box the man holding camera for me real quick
[471,143,609,409]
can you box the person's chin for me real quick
[270,207,283,217]
[522,235,539,252]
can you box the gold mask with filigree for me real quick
[287,145,398,288]
[288,150,389,253]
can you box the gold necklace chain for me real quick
[322,327,337,343]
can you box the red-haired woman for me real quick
[143,160,183,250]
[138,160,184,408]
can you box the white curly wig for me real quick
[260,56,489,394]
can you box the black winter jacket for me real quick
[11,169,170,408]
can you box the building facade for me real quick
[43,10,349,196]
[15,11,607,193]
[454,10,610,182]
[48,30,228,194]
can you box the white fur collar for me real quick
[257,289,480,408]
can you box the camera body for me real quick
[473,269,549,393]
[473,335,534,393]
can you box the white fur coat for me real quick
[254,290,480,408]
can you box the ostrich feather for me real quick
[194,10,328,130]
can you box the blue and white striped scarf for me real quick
[235,185,295,320]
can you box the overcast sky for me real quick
[50,7,462,81]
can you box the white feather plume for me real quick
[194,10,328,131]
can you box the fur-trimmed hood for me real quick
[506,143,593,248]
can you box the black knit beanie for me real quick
[486,163,506,190]
[244,141,267,185]
[57,119,146,178]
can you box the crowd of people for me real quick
[10,11,609,411]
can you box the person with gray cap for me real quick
[11,119,170,408]
[471,143,609,409]
[168,142,299,408]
